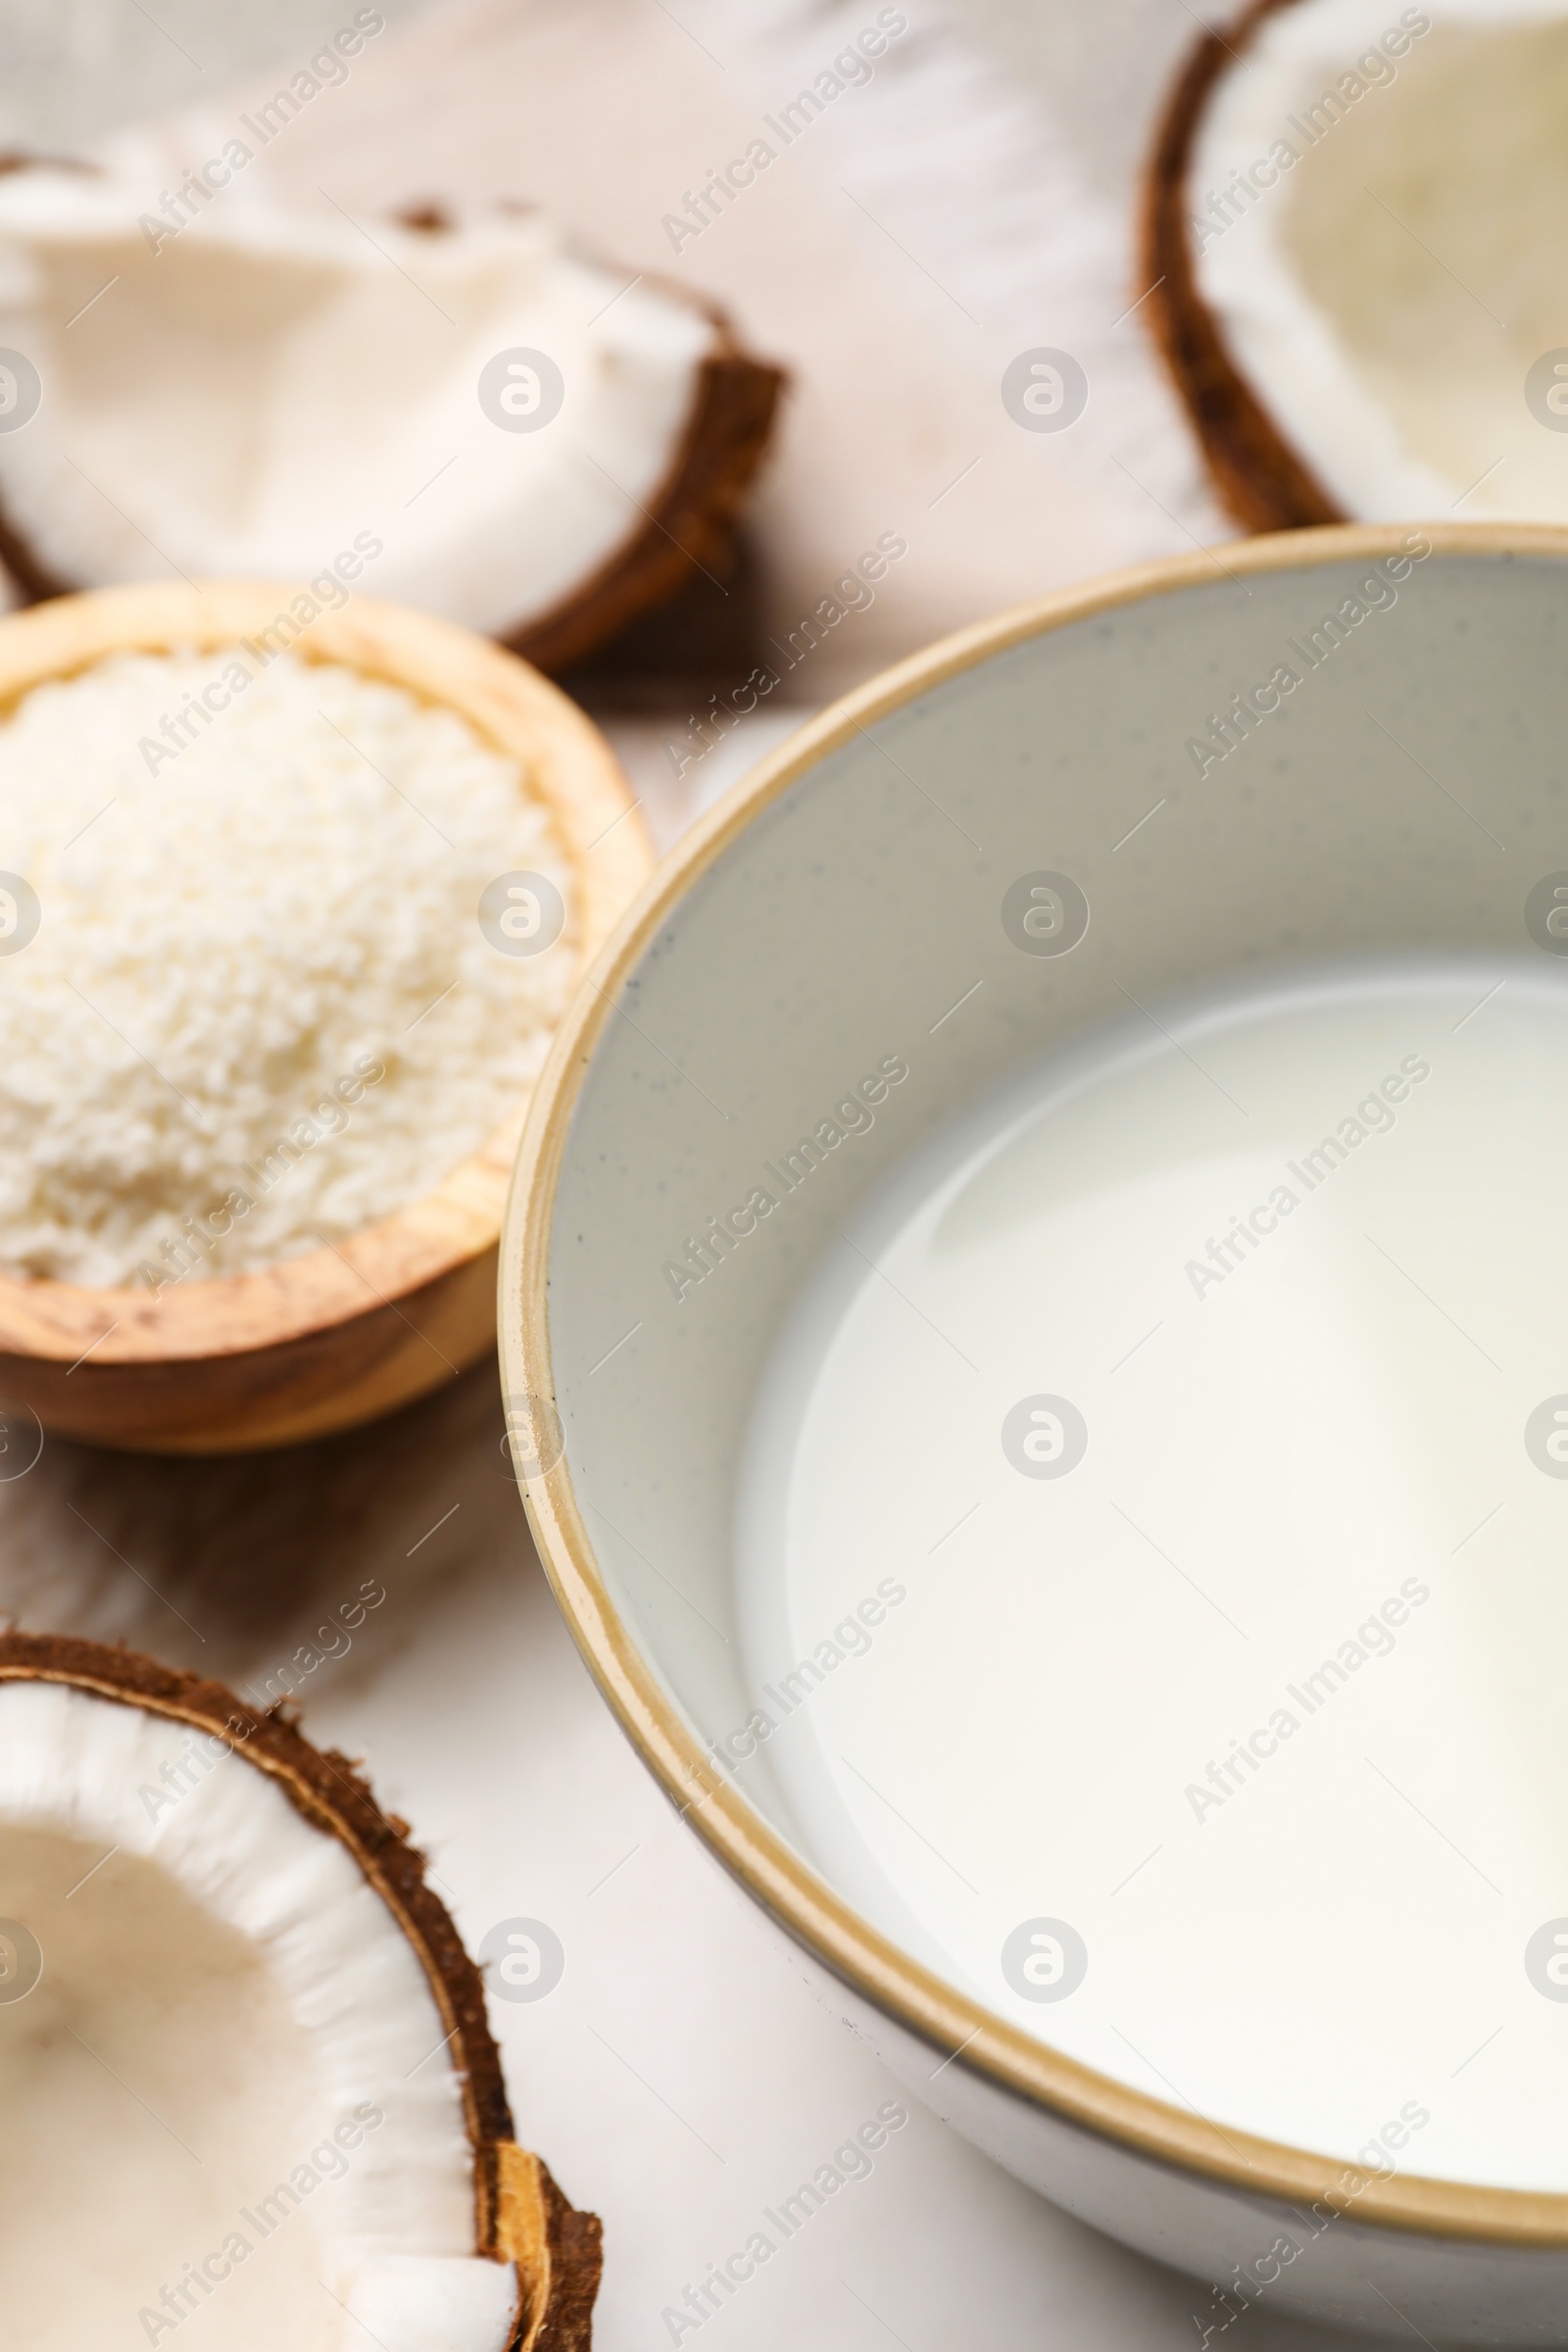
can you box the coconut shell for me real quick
[1143,0,1348,532]
[0,164,785,673]
[506,317,784,675]
[0,1629,601,2352]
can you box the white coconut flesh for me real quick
[1191,0,1568,520]
[0,1681,518,2352]
[0,167,715,635]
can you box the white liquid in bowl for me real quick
[736,956,1568,2191]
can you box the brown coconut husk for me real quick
[0,1629,601,2352]
[506,311,785,674]
[1142,0,1347,532]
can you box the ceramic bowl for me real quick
[502,523,1568,2339]
[0,581,649,1453]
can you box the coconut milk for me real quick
[737,956,1568,2192]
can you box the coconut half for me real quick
[0,161,782,668]
[0,1631,599,2351]
[1145,0,1568,529]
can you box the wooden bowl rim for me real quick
[0,580,650,1366]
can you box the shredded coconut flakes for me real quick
[0,646,576,1287]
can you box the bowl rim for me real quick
[503,518,1568,2246]
[0,579,650,1367]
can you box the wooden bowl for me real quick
[0,580,651,1454]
